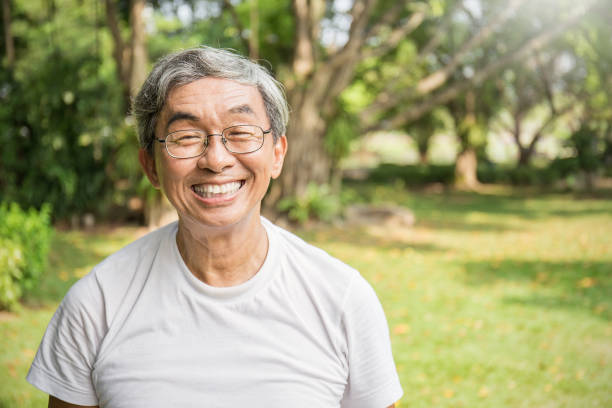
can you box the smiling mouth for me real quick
[191,181,244,198]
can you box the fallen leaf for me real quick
[7,362,17,378]
[478,386,489,398]
[443,389,454,398]
[577,277,596,288]
[393,324,410,335]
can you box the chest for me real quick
[91,285,348,407]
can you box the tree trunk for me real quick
[2,0,14,68]
[517,146,533,167]
[129,0,148,98]
[249,0,259,60]
[455,148,479,190]
[105,0,168,228]
[266,102,331,209]
[417,139,429,164]
[419,151,428,165]
[105,0,130,111]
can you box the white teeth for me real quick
[193,181,242,198]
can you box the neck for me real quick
[176,213,268,287]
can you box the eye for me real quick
[225,126,258,140]
[168,132,203,146]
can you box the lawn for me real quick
[1,186,611,407]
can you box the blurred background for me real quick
[0,0,611,406]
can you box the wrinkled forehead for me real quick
[156,77,268,132]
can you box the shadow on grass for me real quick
[345,183,612,224]
[300,225,445,253]
[461,259,612,321]
[418,219,522,232]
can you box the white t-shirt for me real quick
[27,218,402,407]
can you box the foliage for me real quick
[0,0,123,219]
[277,183,341,224]
[368,158,608,188]
[568,125,606,174]
[325,110,360,165]
[0,202,53,310]
[0,239,25,310]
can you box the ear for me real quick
[139,148,161,189]
[271,135,287,180]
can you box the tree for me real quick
[564,8,612,187]
[278,0,605,201]
[2,0,14,69]
[105,0,149,111]
[0,0,123,219]
[497,54,577,167]
[403,111,444,164]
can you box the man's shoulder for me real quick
[62,222,177,326]
[95,221,176,274]
[265,218,360,293]
[73,221,177,303]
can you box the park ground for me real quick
[1,184,611,407]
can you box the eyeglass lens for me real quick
[165,125,265,158]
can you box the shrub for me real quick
[0,240,24,310]
[368,163,455,186]
[277,183,341,224]
[0,202,53,310]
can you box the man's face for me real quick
[139,77,287,229]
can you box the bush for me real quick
[0,202,53,310]
[0,240,25,310]
[277,183,341,224]
[368,163,455,186]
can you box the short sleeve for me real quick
[340,275,403,408]
[26,271,106,406]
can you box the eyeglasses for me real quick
[156,125,272,158]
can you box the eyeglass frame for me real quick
[155,124,273,159]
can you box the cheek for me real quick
[156,159,191,191]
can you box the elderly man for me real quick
[27,46,403,408]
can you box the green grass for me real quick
[1,186,611,407]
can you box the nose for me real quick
[197,134,234,173]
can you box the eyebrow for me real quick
[228,104,255,115]
[165,111,200,133]
[164,105,256,132]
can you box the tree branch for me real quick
[533,51,557,115]
[129,0,148,98]
[292,0,316,80]
[2,0,14,68]
[327,0,377,69]
[528,102,574,151]
[222,0,252,57]
[361,0,603,132]
[249,0,260,59]
[415,0,527,95]
[361,9,426,60]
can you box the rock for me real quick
[82,213,96,229]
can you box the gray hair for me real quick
[133,46,289,155]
